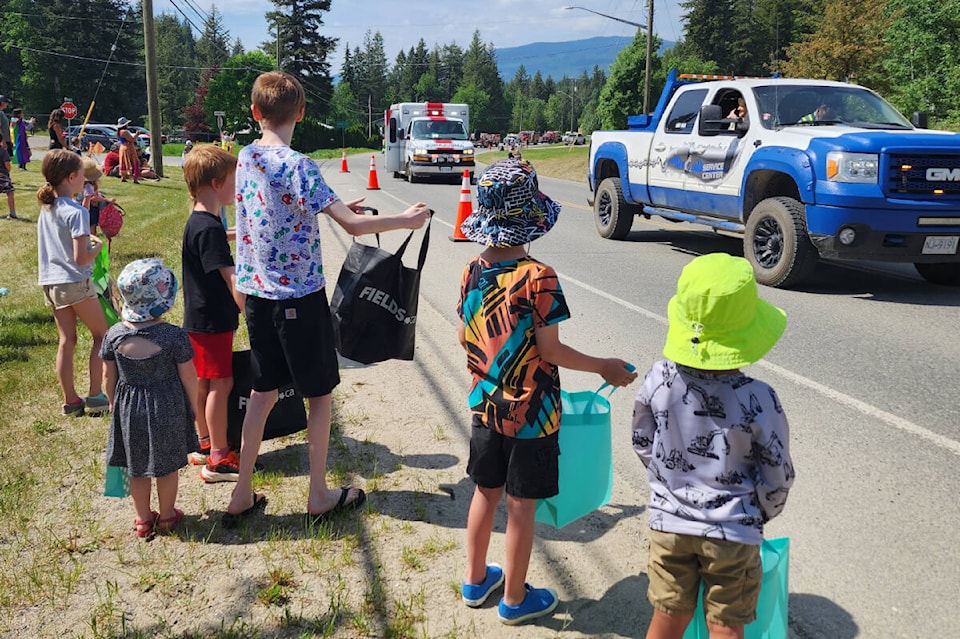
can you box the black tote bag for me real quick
[227,350,307,451]
[331,218,431,364]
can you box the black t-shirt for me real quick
[181,210,239,333]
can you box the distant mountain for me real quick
[494,36,674,81]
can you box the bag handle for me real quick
[391,211,432,270]
[584,362,637,413]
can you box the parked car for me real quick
[562,131,586,145]
[65,124,117,150]
[128,125,164,145]
[541,131,561,144]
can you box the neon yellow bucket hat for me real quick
[663,253,786,370]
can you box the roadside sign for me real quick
[336,120,351,129]
[61,101,78,119]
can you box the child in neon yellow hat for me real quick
[632,252,795,639]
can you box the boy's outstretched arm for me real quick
[535,323,637,387]
[325,199,431,235]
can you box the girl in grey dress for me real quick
[102,258,198,539]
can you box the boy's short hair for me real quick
[251,71,305,125]
[183,144,237,201]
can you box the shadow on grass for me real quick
[0,307,56,365]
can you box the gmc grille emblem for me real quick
[926,168,960,181]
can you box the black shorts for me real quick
[89,202,101,228]
[244,289,340,398]
[466,418,560,500]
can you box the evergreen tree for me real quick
[436,44,464,98]
[264,0,338,118]
[354,30,389,118]
[195,7,230,70]
[597,30,663,129]
[155,13,197,131]
[461,31,506,132]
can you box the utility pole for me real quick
[644,0,654,114]
[142,0,163,178]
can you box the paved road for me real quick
[318,153,959,639]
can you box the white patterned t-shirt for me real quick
[235,143,339,300]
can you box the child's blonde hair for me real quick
[37,149,82,208]
[183,144,237,202]
[251,71,305,125]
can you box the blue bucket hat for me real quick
[117,258,178,322]
[460,158,561,247]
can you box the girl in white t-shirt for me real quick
[36,149,109,416]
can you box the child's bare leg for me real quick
[465,484,503,584]
[194,378,211,442]
[5,192,14,215]
[52,306,80,403]
[305,394,363,514]
[129,476,154,523]
[502,494,537,605]
[646,608,695,639]
[206,376,233,453]
[706,621,743,639]
[73,296,106,396]
[155,471,179,521]
[226,388,276,514]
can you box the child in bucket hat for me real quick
[632,253,795,638]
[101,258,199,539]
[457,158,637,625]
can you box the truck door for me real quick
[384,108,402,173]
[647,88,708,210]
[682,87,750,218]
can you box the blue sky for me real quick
[154,0,687,66]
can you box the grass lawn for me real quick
[478,143,589,183]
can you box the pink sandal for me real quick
[134,511,160,539]
[156,508,184,534]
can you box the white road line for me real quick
[559,272,960,457]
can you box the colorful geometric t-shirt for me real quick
[458,256,570,439]
[235,143,339,300]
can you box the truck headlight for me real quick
[414,148,427,156]
[826,152,879,183]
[463,149,474,155]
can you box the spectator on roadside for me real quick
[116,117,141,183]
[103,142,121,178]
[48,108,68,150]
[223,71,430,527]
[0,95,11,150]
[1,139,16,219]
[632,253,794,639]
[11,108,35,170]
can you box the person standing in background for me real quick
[11,108,35,170]
[48,109,68,150]
[116,117,141,183]
[0,95,11,150]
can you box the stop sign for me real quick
[61,101,78,119]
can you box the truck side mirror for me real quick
[698,104,727,136]
[911,111,928,129]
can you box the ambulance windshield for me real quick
[411,119,468,140]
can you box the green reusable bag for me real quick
[682,537,790,639]
[103,465,129,498]
[92,250,120,327]
[534,384,616,528]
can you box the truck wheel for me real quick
[595,177,636,240]
[914,262,960,286]
[406,163,417,184]
[744,197,818,288]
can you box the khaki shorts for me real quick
[647,529,762,627]
[42,279,97,309]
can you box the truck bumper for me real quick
[806,204,960,262]
[409,159,475,179]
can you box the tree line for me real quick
[1,0,957,153]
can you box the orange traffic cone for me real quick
[340,149,349,173]
[366,155,380,190]
[450,169,473,242]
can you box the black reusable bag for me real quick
[226,350,307,451]
[331,218,431,364]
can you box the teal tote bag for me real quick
[682,537,790,639]
[535,384,617,528]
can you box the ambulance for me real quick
[384,102,475,184]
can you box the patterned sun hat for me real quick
[460,158,561,247]
[116,258,179,323]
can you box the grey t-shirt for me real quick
[37,197,92,285]
[0,109,10,146]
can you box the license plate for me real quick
[439,166,452,173]
[922,235,959,255]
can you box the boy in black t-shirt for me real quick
[181,144,245,482]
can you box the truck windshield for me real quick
[411,120,468,139]
[753,85,913,130]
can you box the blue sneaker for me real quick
[462,563,504,607]
[497,583,558,625]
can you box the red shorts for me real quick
[188,331,234,379]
